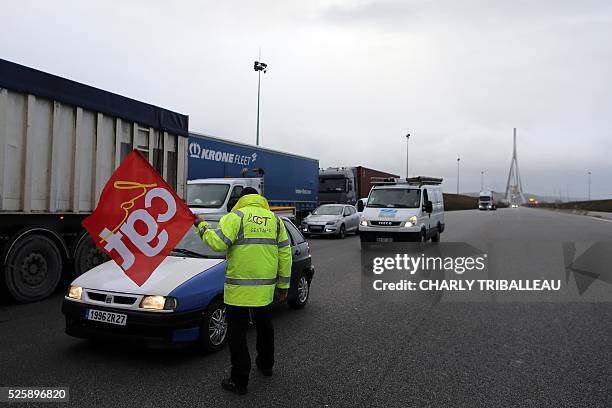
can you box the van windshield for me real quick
[367,188,421,208]
[187,184,230,208]
[479,196,491,202]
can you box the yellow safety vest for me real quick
[197,194,292,307]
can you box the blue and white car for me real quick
[61,217,314,352]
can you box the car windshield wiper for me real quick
[171,248,207,258]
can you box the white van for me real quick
[357,177,445,244]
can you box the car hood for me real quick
[71,256,225,296]
[305,214,342,223]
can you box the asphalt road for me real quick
[1,208,612,407]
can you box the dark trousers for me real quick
[225,304,274,387]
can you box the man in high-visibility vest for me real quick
[194,187,292,395]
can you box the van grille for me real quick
[370,221,402,226]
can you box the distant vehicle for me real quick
[511,203,519,208]
[187,133,319,221]
[0,58,188,303]
[319,166,399,205]
[300,204,359,238]
[62,217,314,352]
[478,191,497,210]
[358,177,445,244]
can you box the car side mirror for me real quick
[227,197,239,212]
[425,200,433,213]
[357,201,364,212]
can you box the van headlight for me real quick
[67,285,82,300]
[140,295,177,311]
[404,216,418,227]
[360,216,368,226]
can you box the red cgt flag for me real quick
[82,150,195,286]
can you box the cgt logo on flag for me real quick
[82,150,195,286]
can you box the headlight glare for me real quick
[67,285,82,300]
[404,216,418,227]
[141,295,176,310]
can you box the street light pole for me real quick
[405,132,410,179]
[456,156,460,194]
[256,70,261,146]
[253,58,268,146]
[481,170,484,191]
[588,171,591,200]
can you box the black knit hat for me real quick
[240,187,259,197]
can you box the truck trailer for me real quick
[186,132,319,219]
[0,59,189,302]
[319,166,400,205]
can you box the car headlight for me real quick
[360,215,368,226]
[140,295,177,311]
[67,285,82,300]
[326,220,337,225]
[404,215,418,227]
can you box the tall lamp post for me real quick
[480,170,484,191]
[588,171,591,200]
[456,156,460,194]
[254,59,268,146]
[405,132,410,179]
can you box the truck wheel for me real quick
[4,235,63,303]
[200,299,227,353]
[288,271,310,310]
[74,234,109,277]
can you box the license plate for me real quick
[86,309,127,326]
[310,226,323,231]
[376,237,393,242]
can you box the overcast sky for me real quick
[1,0,611,198]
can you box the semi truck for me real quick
[478,191,497,210]
[0,58,189,302]
[319,166,399,205]
[186,133,319,220]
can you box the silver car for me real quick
[301,204,360,238]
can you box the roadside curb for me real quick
[545,208,612,221]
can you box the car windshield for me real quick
[319,177,346,192]
[312,205,344,215]
[186,184,230,208]
[172,222,225,259]
[367,188,421,208]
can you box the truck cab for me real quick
[318,167,356,205]
[357,177,445,244]
[478,191,497,210]
[186,178,296,219]
[187,178,262,215]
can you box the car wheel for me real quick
[288,271,310,310]
[4,235,63,303]
[337,224,346,239]
[200,299,227,353]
